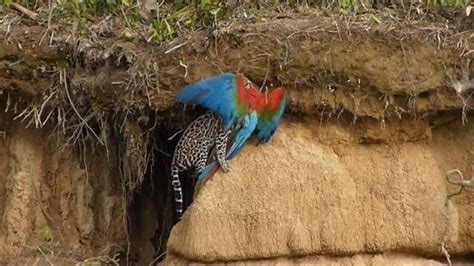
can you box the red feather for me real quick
[265,87,286,111]
[235,74,287,114]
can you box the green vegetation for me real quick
[31,226,55,257]
[0,0,468,43]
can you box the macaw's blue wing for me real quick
[196,112,258,185]
[176,72,252,129]
[255,88,289,145]
[227,112,258,159]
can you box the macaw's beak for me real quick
[467,5,472,16]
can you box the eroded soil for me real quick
[0,4,473,265]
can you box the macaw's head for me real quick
[235,73,260,108]
[235,74,288,113]
[236,74,258,91]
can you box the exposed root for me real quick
[81,244,125,266]
[441,164,474,266]
[150,251,167,265]
[441,186,455,266]
[61,68,104,146]
[451,78,474,125]
[445,58,473,125]
[446,165,474,197]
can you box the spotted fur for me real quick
[170,110,231,220]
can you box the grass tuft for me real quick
[1,0,469,44]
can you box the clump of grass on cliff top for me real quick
[103,0,229,42]
[1,0,468,44]
[2,0,232,43]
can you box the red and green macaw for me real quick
[175,72,289,184]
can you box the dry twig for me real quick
[8,3,38,21]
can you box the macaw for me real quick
[176,72,289,185]
[176,72,288,143]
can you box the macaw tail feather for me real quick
[196,161,220,185]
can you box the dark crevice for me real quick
[125,108,208,265]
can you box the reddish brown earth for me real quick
[0,4,473,265]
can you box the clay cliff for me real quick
[164,121,474,264]
[0,4,473,265]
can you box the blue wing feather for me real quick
[256,93,289,145]
[227,112,258,159]
[179,74,288,184]
[196,161,218,183]
[176,73,240,129]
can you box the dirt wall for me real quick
[0,112,126,263]
[164,253,448,265]
[0,5,473,265]
[164,120,474,264]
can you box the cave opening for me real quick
[124,107,208,265]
